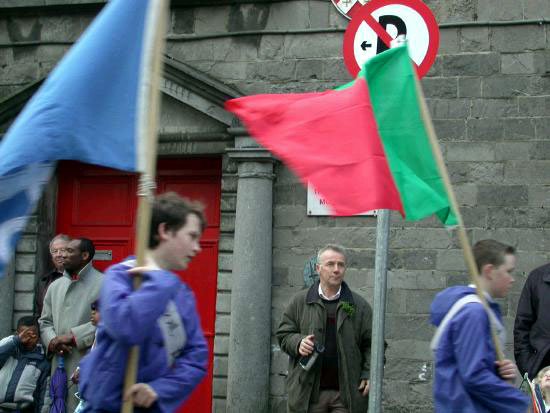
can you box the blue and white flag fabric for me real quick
[0,0,163,277]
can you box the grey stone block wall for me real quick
[12,216,39,328]
[212,154,238,413]
[1,1,550,412]
[0,258,14,338]
[9,173,58,330]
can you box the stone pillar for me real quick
[0,261,15,337]
[226,129,275,412]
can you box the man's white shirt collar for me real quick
[318,284,341,301]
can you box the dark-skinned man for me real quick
[39,237,102,411]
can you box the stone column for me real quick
[226,129,275,412]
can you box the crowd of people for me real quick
[0,192,208,412]
[1,194,550,412]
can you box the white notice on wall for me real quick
[306,184,377,217]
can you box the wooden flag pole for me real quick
[121,1,169,412]
[412,65,504,360]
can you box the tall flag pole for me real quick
[367,36,502,412]
[121,1,169,412]
[412,56,505,361]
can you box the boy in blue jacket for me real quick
[78,192,208,412]
[0,316,50,413]
[430,239,529,412]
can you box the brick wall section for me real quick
[212,154,237,413]
[10,174,56,331]
[1,1,550,412]
[12,217,39,328]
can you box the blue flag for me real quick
[0,0,162,277]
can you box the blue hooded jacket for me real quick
[430,285,529,413]
[78,259,208,412]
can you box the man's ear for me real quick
[157,222,171,242]
[480,263,494,279]
[81,251,90,262]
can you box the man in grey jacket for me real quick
[39,237,102,411]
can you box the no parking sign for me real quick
[342,0,439,78]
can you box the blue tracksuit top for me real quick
[430,285,529,413]
[78,258,208,412]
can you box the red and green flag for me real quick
[225,44,457,226]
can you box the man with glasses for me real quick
[277,244,374,413]
[33,234,69,318]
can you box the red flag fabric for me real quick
[225,77,404,216]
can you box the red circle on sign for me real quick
[342,0,439,78]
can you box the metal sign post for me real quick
[368,208,390,412]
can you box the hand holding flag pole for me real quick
[121,1,169,412]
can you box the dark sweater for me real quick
[320,298,339,390]
[34,269,63,317]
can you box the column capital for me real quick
[226,147,277,163]
[226,126,248,137]
[226,130,277,163]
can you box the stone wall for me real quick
[1,0,549,411]
[212,154,237,412]
[8,176,57,330]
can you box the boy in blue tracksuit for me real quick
[78,192,208,412]
[0,316,50,413]
[430,239,529,412]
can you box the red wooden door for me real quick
[56,158,221,413]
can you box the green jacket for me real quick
[276,281,373,413]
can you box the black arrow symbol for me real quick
[361,41,372,51]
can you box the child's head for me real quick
[90,300,100,326]
[16,316,39,350]
[473,239,516,299]
[149,192,206,248]
[536,366,550,394]
[148,192,206,270]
